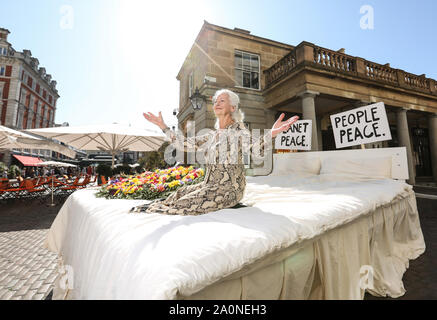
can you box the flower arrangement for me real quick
[95,166,204,200]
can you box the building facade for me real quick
[176,21,437,185]
[0,27,60,164]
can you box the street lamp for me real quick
[189,87,206,111]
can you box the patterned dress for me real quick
[141,121,272,215]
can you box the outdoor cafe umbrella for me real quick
[0,125,76,158]
[27,123,166,169]
[36,161,77,206]
[38,160,77,167]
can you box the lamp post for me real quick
[189,87,206,111]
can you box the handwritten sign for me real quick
[330,102,391,148]
[275,120,312,151]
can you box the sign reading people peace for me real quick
[330,102,391,148]
[275,120,312,151]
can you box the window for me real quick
[234,50,260,90]
[0,83,3,99]
[0,47,6,56]
[0,66,5,76]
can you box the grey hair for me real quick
[212,89,245,128]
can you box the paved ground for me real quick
[0,197,64,300]
[0,189,435,300]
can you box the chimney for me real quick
[30,57,39,70]
[0,28,10,41]
[22,49,32,62]
[38,67,46,77]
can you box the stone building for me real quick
[176,21,437,185]
[0,27,60,164]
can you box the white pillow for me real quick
[320,156,392,179]
[271,156,321,176]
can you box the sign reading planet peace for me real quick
[275,120,312,151]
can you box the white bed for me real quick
[45,147,426,300]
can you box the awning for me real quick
[13,155,43,166]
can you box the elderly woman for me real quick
[135,89,299,215]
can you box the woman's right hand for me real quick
[143,111,167,130]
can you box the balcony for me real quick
[264,41,437,97]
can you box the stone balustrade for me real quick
[364,61,398,84]
[313,46,356,73]
[264,50,297,87]
[403,72,429,90]
[264,41,437,97]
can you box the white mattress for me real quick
[45,172,420,299]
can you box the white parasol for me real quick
[0,125,76,158]
[27,123,165,168]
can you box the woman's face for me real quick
[213,93,235,117]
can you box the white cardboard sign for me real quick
[275,120,312,150]
[330,102,391,148]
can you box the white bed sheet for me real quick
[45,172,424,299]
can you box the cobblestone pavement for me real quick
[0,197,64,300]
[0,191,435,300]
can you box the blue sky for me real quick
[1,0,436,129]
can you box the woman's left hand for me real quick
[271,114,300,138]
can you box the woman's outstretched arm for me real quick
[238,114,300,158]
[143,111,213,152]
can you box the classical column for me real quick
[396,108,416,185]
[429,113,437,183]
[298,90,319,151]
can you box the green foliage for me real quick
[113,165,132,176]
[8,164,21,179]
[96,164,113,178]
[0,162,7,173]
[138,151,167,171]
